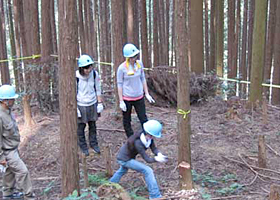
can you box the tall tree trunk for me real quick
[249,0,268,104]
[22,0,35,127]
[58,0,80,197]
[93,0,99,59]
[41,0,53,110]
[209,0,216,72]
[78,0,86,53]
[204,0,209,72]
[228,0,236,79]
[111,0,124,112]
[216,0,224,77]
[133,0,139,47]
[0,0,10,84]
[175,0,193,190]
[13,0,24,92]
[247,0,256,82]
[264,0,277,98]
[189,0,204,74]
[7,0,18,89]
[50,0,57,54]
[271,1,280,105]
[127,0,134,42]
[140,0,150,68]
[240,0,249,98]
[153,0,159,67]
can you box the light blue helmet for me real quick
[123,43,140,58]
[78,54,94,67]
[0,85,19,100]
[143,120,162,138]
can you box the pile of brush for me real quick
[146,67,220,106]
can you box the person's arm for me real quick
[150,140,159,156]
[117,65,124,102]
[135,140,156,163]
[143,80,150,96]
[0,119,5,164]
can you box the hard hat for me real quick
[123,43,140,58]
[0,85,19,100]
[78,54,94,67]
[143,120,162,138]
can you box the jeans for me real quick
[110,159,162,199]
[123,97,148,138]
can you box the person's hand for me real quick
[97,103,104,113]
[77,108,81,118]
[154,153,168,163]
[145,94,155,103]
[0,160,7,167]
[119,101,127,112]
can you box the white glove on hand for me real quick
[154,153,168,163]
[97,103,104,113]
[77,108,81,118]
[0,165,6,173]
[119,101,127,112]
[145,94,155,103]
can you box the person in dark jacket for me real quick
[110,120,168,199]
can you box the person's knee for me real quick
[143,166,153,175]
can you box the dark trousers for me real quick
[77,121,98,150]
[123,97,148,138]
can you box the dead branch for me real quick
[211,195,246,200]
[266,144,280,157]
[97,128,125,132]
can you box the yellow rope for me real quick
[177,109,191,119]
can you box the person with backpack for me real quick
[117,43,155,138]
[110,120,168,199]
[0,85,35,200]
[76,54,103,156]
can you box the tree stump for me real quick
[269,184,280,200]
[82,155,89,188]
[258,135,267,168]
[104,145,113,177]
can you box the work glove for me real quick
[154,153,168,163]
[145,94,155,103]
[97,103,104,113]
[119,101,127,112]
[77,108,81,118]
[0,165,6,173]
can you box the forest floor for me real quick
[8,96,280,200]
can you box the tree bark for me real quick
[175,0,193,190]
[0,0,10,84]
[216,0,224,77]
[189,0,204,74]
[153,0,159,67]
[58,0,80,197]
[272,1,280,105]
[249,0,268,104]
[263,0,277,98]
[209,0,216,72]
[204,0,209,72]
[140,0,150,68]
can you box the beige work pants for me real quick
[2,149,32,196]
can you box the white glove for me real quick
[77,108,81,118]
[145,94,155,103]
[154,153,168,163]
[97,103,104,113]
[119,101,127,112]
[0,165,6,173]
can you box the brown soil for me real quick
[14,98,280,200]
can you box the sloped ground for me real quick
[14,97,280,200]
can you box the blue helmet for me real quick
[0,85,19,100]
[143,120,162,138]
[78,54,94,67]
[123,43,140,58]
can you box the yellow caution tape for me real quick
[0,54,41,63]
[177,109,191,119]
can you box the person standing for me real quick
[117,43,155,138]
[76,54,104,156]
[0,85,35,200]
[110,120,168,199]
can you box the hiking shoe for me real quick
[82,149,89,156]
[3,192,24,199]
[92,145,100,154]
[25,192,36,200]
